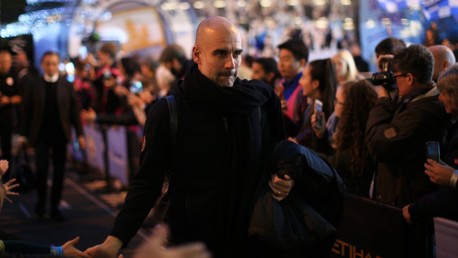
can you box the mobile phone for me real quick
[314,99,324,129]
[130,81,143,94]
[425,141,440,162]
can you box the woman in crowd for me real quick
[332,49,362,86]
[332,80,378,197]
[292,58,337,156]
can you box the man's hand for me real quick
[134,224,211,258]
[85,236,123,258]
[402,204,413,225]
[62,236,91,258]
[374,86,389,98]
[81,108,97,123]
[424,159,454,186]
[269,174,294,201]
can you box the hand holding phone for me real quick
[425,141,441,162]
[314,99,324,129]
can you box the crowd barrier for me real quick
[330,194,432,258]
[70,124,139,190]
[434,217,458,258]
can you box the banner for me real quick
[106,126,129,187]
[329,194,430,258]
[84,124,105,173]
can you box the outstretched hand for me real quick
[62,236,91,258]
[134,224,211,258]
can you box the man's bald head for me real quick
[192,16,243,87]
[429,45,456,81]
[195,16,240,49]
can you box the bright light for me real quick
[260,0,272,8]
[315,17,329,29]
[341,0,351,5]
[314,0,326,6]
[214,0,226,8]
[287,0,300,6]
[382,17,391,25]
[343,18,354,30]
[193,1,205,9]
[161,2,178,11]
[365,19,376,28]
[237,0,247,8]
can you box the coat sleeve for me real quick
[110,98,171,246]
[365,97,445,162]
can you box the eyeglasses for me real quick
[394,73,409,80]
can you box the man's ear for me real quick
[192,47,200,64]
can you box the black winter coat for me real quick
[110,65,285,257]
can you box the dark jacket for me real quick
[366,87,449,207]
[110,65,285,257]
[21,76,84,145]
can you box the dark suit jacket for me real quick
[21,75,84,146]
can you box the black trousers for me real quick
[34,135,67,213]
[0,121,13,181]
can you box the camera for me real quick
[371,58,396,90]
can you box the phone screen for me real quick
[314,99,324,129]
[130,81,143,94]
[425,141,440,162]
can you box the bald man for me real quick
[85,17,286,257]
[429,45,456,82]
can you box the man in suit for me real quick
[19,51,85,221]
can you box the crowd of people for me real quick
[0,13,457,258]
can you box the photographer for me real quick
[366,44,449,207]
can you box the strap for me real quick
[165,95,178,161]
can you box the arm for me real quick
[87,99,172,255]
[366,97,445,162]
[0,238,89,257]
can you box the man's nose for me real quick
[225,56,236,70]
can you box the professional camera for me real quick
[371,58,396,90]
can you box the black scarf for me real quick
[178,65,270,256]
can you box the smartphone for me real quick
[425,141,440,162]
[130,81,143,94]
[314,99,324,129]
